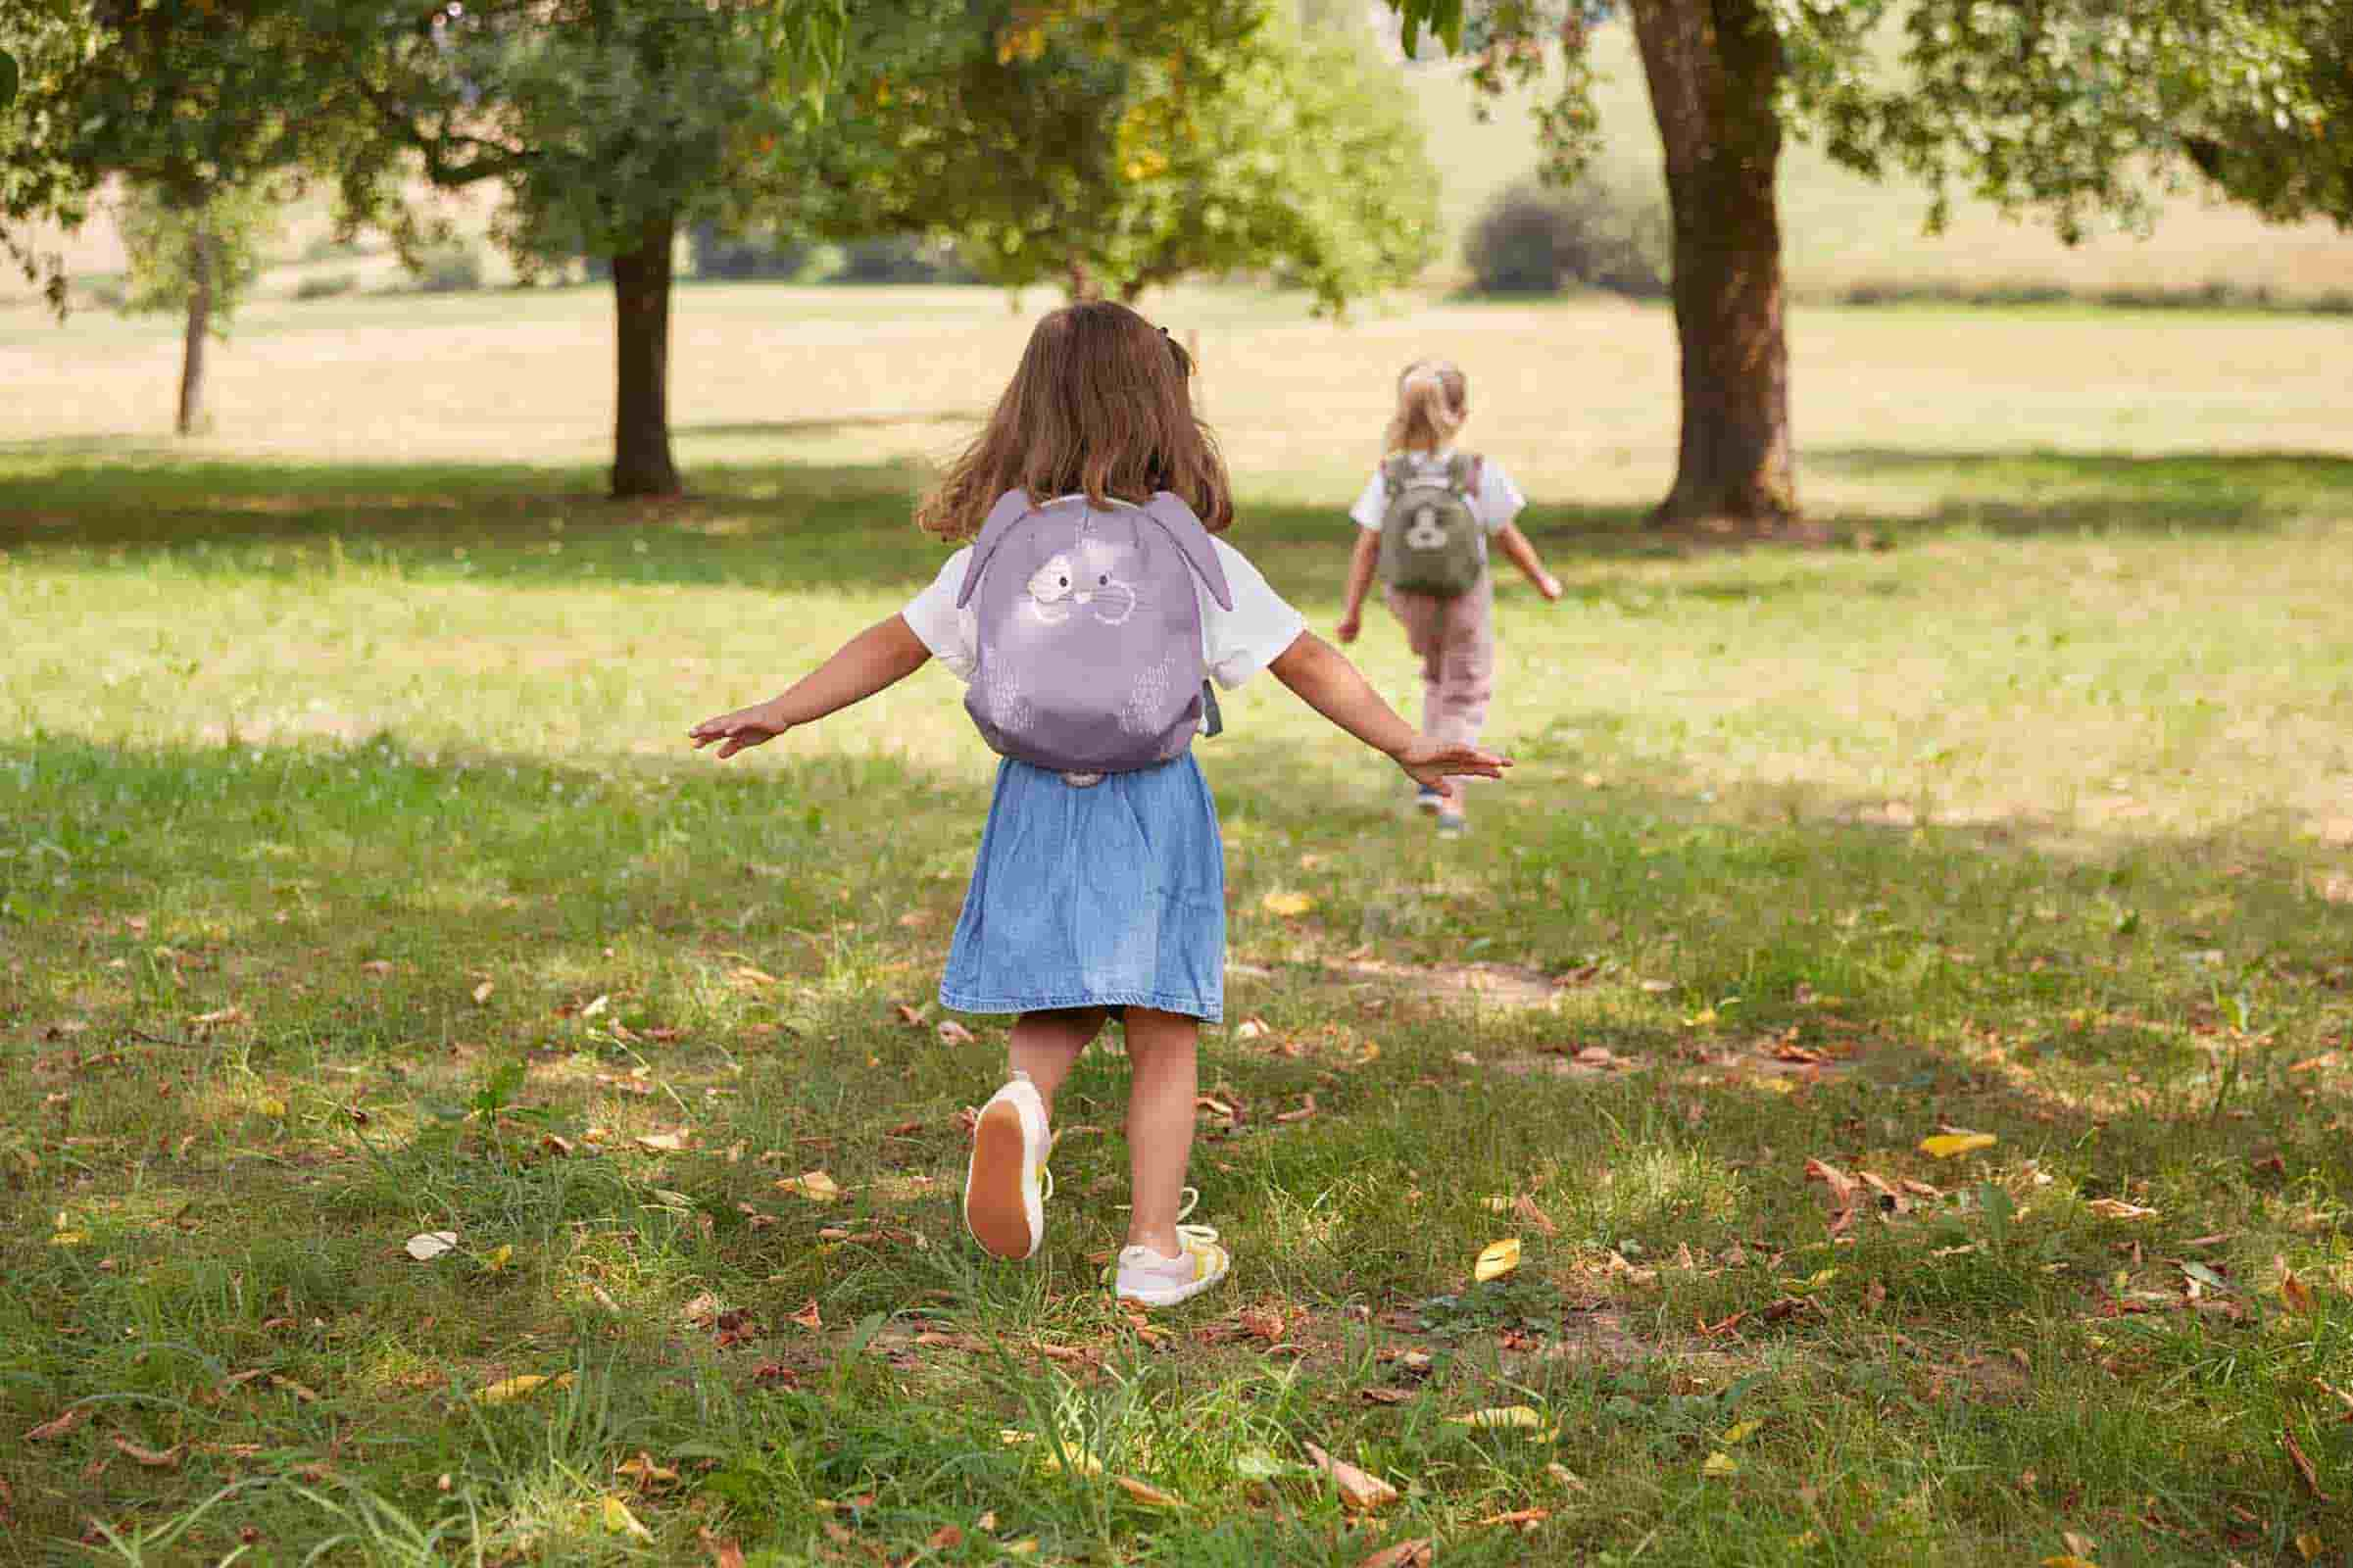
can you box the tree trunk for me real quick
[1631,0,1798,533]
[175,227,213,437]
[609,213,682,498]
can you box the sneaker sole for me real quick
[1114,1268,1228,1308]
[964,1100,1036,1260]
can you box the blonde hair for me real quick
[1383,358,1467,455]
[916,301,1234,540]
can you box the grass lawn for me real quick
[4,289,2353,1564]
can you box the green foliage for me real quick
[829,0,1440,312]
[114,183,282,336]
[1393,0,2353,235]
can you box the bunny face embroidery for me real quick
[1021,539,1137,627]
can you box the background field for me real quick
[3,275,2353,1562]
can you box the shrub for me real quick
[1462,176,1668,299]
[409,240,484,294]
[691,221,817,281]
[829,237,978,285]
[294,272,358,302]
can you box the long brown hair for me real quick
[916,301,1234,539]
[1384,358,1468,454]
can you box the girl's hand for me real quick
[689,700,791,760]
[1336,610,1362,645]
[1535,571,1563,603]
[1394,737,1510,790]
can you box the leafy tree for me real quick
[115,182,283,435]
[1384,0,2353,531]
[830,0,1439,313]
[3,0,845,498]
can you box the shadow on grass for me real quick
[3,445,2350,605]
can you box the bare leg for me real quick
[1006,1006,1106,1119]
[1120,1007,1200,1257]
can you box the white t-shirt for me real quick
[900,504,1306,691]
[1348,448,1527,563]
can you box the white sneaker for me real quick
[1111,1190,1230,1307]
[964,1072,1054,1260]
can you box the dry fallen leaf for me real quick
[938,1019,976,1045]
[2279,1256,2318,1314]
[1474,1237,1522,1283]
[925,1524,964,1550]
[2040,1557,2098,1568]
[1514,1193,1562,1237]
[788,1298,823,1331]
[1260,891,1314,917]
[699,1529,747,1568]
[1804,1158,1859,1210]
[1355,1542,1433,1568]
[1113,1476,1183,1508]
[110,1438,183,1470]
[2297,1533,2327,1561]
[471,981,495,1004]
[25,1407,87,1442]
[2084,1199,2158,1221]
[777,1170,843,1202]
[634,1130,690,1153]
[405,1230,460,1262]
[1303,1442,1398,1512]
[1478,1507,1551,1529]
[2286,1423,2329,1498]
[1701,1451,1739,1477]
[1919,1132,1997,1159]
[2062,1534,2098,1559]
[479,1372,572,1404]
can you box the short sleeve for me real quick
[1475,459,1527,534]
[900,546,978,683]
[1348,469,1388,533]
[1201,537,1306,689]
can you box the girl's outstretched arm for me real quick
[690,612,933,759]
[1268,631,1510,790]
[1495,524,1562,601]
[1335,529,1381,643]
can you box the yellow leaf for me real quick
[1260,891,1314,918]
[1483,1196,1514,1213]
[258,1098,287,1118]
[1702,1451,1739,1477]
[482,1245,513,1273]
[1919,1132,1996,1159]
[777,1170,843,1202]
[1474,1238,1522,1283]
[2296,1533,2326,1561]
[480,1372,572,1404]
[1005,1542,1040,1557]
[1445,1405,1553,1437]
[601,1494,653,1540]
[2041,1557,2100,1568]
[48,1231,87,1246]
[1721,1420,1761,1445]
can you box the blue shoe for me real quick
[1414,787,1445,814]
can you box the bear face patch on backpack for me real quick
[955,489,1234,777]
[1375,451,1485,598]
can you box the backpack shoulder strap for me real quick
[1447,452,1483,497]
[1380,453,1417,493]
[955,489,1042,608]
[1141,492,1234,612]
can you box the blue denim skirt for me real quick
[941,754,1225,1021]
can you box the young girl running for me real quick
[1336,358,1561,837]
[691,303,1507,1306]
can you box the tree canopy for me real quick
[812,0,1440,311]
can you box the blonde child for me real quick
[1336,359,1560,836]
[691,303,1507,1305]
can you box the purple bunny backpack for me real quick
[956,488,1235,778]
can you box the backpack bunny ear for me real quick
[956,489,1039,608]
[1141,492,1233,612]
